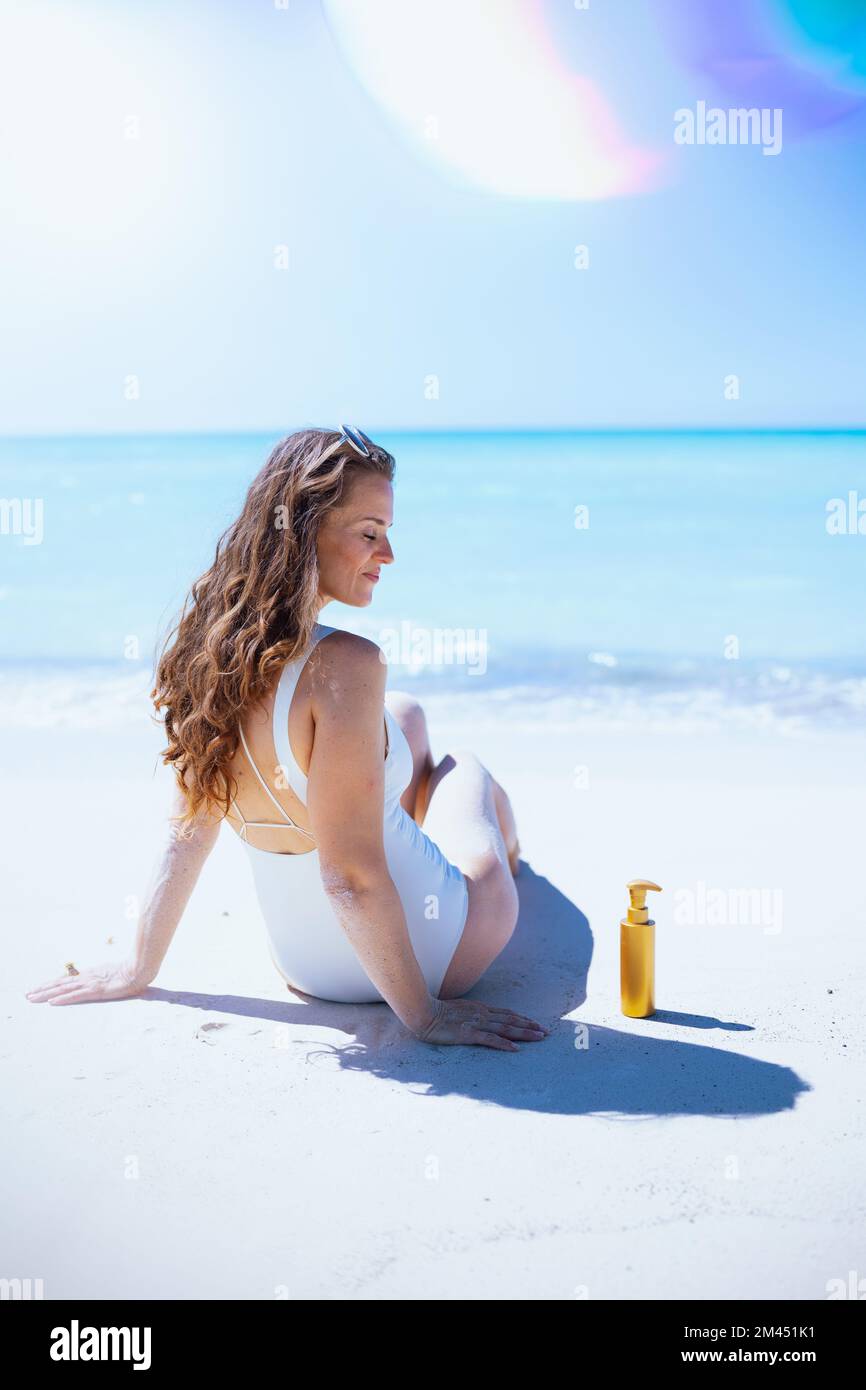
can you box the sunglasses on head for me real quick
[338,424,395,467]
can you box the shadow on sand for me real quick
[142,861,811,1119]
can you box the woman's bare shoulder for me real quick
[312,628,387,699]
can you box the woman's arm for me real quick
[25,782,222,1005]
[128,782,222,985]
[305,633,436,1037]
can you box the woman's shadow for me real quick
[145,860,811,1118]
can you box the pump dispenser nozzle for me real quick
[620,879,662,1017]
[625,879,662,924]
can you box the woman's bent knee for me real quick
[384,690,426,727]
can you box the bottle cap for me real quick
[626,878,662,924]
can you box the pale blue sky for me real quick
[1,0,864,434]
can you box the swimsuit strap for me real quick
[234,728,316,834]
[230,796,251,842]
[230,807,314,841]
[237,722,297,824]
[232,710,316,840]
[272,622,337,803]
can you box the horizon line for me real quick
[1,425,865,442]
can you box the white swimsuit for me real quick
[231,622,470,1003]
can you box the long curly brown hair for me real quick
[151,426,396,837]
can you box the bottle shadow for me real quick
[141,861,810,1118]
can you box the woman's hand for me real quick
[25,960,154,1006]
[25,782,221,1011]
[413,997,550,1051]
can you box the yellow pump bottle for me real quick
[620,879,662,1018]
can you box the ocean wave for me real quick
[0,666,157,729]
[0,659,864,734]
[420,682,866,735]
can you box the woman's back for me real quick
[224,624,390,856]
[225,623,469,1002]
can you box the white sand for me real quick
[3,712,864,1300]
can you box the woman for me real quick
[26,427,549,1052]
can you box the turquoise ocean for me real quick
[1,430,865,733]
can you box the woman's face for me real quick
[316,473,394,608]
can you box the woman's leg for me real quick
[491,779,521,878]
[415,749,521,999]
[385,692,520,870]
[384,691,435,822]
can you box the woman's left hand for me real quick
[25,960,154,1006]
